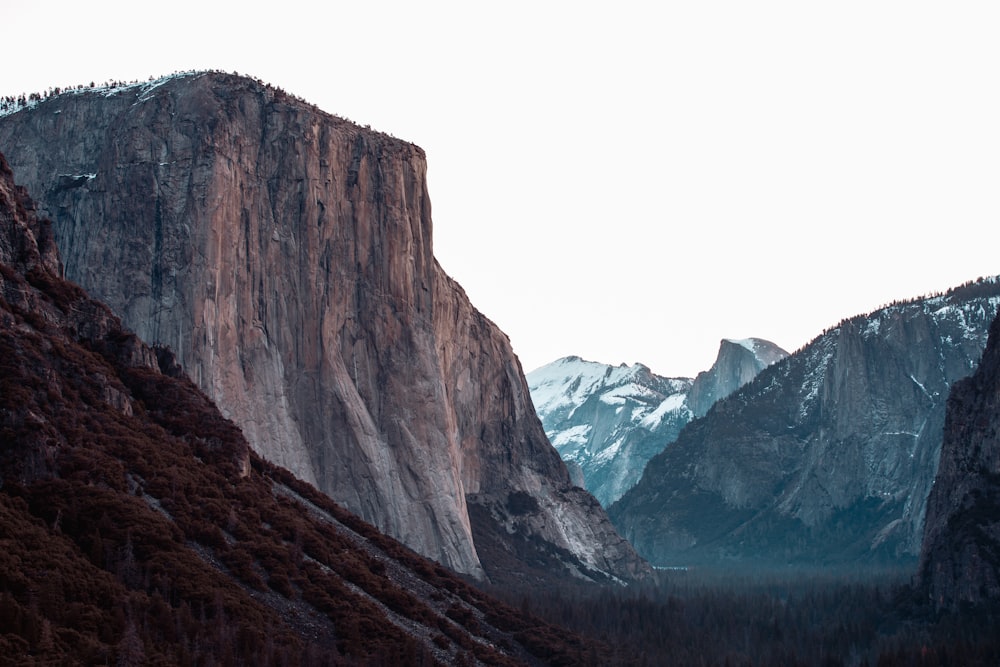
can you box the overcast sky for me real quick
[6,1,999,377]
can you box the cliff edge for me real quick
[0,72,648,583]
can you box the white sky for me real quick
[5,1,1000,377]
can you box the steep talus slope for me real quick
[0,150,621,665]
[528,339,786,507]
[610,281,1000,567]
[919,309,1000,609]
[0,72,647,583]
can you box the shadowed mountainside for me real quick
[920,308,1000,609]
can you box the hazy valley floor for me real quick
[482,565,1000,666]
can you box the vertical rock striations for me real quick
[919,310,1000,609]
[0,72,647,582]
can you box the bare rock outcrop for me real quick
[686,338,789,418]
[0,72,648,581]
[0,151,62,278]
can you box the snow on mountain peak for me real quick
[527,356,695,506]
[527,356,664,416]
[722,337,789,367]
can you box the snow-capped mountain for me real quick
[528,357,692,506]
[528,338,787,506]
[610,277,1000,568]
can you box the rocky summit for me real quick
[686,338,790,419]
[610,280,1000,568]
[0,72,648,584]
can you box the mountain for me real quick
[0,151,617,665]
[0,71,648,584]
[610,280,1000,567]
[527,357,692,507]
[686,338,790,418]
[527,339,787,507]
[919,309,1000,609]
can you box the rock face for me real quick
[610,280,1000,567]
[0,72,648,582]
[527,340,786,507]
[919,309,1000,609]
[686,338,789,418]
[0,152,622,665]
[0,151,173,445]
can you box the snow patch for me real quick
[592,437,624,464]
[0,71,207,119]
[550,424,591,449]
[799,345,833,418]
[639,392,688,429]
[528,356,653,414]
[725,338,760,354]
[910,374,932,400]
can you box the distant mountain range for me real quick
[528,338,787,506]
[609,278,1000,568]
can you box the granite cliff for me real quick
[610,280,1000,567]
[0,150,622,664]
[0,72,647,583]
[686,338,789,418]
[919,309,1000,609]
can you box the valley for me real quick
[1,71,999,665]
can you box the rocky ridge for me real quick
[0,72,648,583]
[610,280,1000,567]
